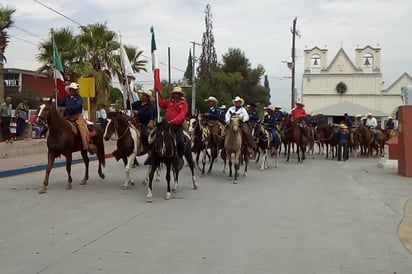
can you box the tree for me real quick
[197,4,218,83]
[0,5,15,102]
[183,49,193,85]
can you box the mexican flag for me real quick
[151,26,162,92]
[52,41,66,100]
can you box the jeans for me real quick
[172,125,184,157]
[17,118,26,138]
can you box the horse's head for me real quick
[149,119,174,158]
[37,98,54,127]
[228,114,242,131]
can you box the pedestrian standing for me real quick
[15,98,30,140]
[0,96,13,143]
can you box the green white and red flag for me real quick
[52,40,66,100]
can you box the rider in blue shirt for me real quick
[247,103,260,124]
[204,96,221,121]
[263,105,280,147]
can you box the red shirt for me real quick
[157,94,188,126]
[291,107,307,119]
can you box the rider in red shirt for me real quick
[157,86,188,157]
[291,102,307,120]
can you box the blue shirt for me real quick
[131,101,156,126]
[207,105,221,121]
[263,114,277,128]
[248,109,260,123]
[273,110,284,124]
[58,94,83,116]
[337,130,349,144]
[386,120,395,129]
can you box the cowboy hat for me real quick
[295,101,305,107]
[273,105,282,109]
[65,82,79,92]
[339,123,348,129]
[387,116,393,120]
[126,72,136,79]
[220,104,227,109]
[264,105,272,110]
[138,90,152,97]
[355,114,362,118]
[367,112,373,117]
[171,86,186,96]
[204,96,218,103]
[232,96,244,105]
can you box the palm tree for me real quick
[37,27,79,81]
[0,5,15,101]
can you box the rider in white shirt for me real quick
[365,113,378,136]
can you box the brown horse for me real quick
[279,115,306,162]
[353,125,374,157]
[222,115,243,183]
[37,98,105,193]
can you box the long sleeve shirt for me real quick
[58,94,83,116]
[225,106,249,123]
[131,101,157,126]
[207,105,221,120]
[291,107,307,119]
[157,94,188,126]
[365,117,377,128]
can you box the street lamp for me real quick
[190,41,201,116]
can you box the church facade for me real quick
[301,45,412,117]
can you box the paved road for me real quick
[0,151,412,274]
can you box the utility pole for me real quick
[190,41,201,116]
[291,17,298,109]
[168,47,171,85]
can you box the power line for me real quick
[13,25,44,40]
[33,0,83,26]
[9,35,39,46]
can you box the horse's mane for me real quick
[151,119,175,158]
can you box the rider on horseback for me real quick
[131,90,157,151]
[156,86,188,158]
[365,113,378,140]
[263,105,282,148]
[222,96,257,158]
[58,82,96,153]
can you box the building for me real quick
[301,45,412,120]
[4,68,56,102]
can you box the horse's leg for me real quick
[39,151,55,194]
[64,153,73,189]
[227,151,233,180]
[79,150,89,185]
[93,133,105,179]
[184,149,198,190]
[286,142,290,162]
[123,153,136,190]
[243,150,249,177]
[207,148,217,175]
[234,151,240,184]
[196,151,201,171]
[201,148,207,176]
[146,162,160,203]
[165,163,172,200]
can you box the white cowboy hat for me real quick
[65,82,79,92]
[126,72,136,79]
[232,96,244,105]
[138,90,152,97]
[339,123,348,129]
[264,105,272,110]
[171,86,186,97]
[220,104,227,109]
[273,105,282,110]
[295,101,305,107]
[367,112,373,117]
[387,116,393,120]
[355,114,362,118]
[204,96,218,103]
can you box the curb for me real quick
[0,154,112,178]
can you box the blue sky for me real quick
[3,0,412,110]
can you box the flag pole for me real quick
[151,26,161,123]
[118,34,128,111]
[51,28,58,108]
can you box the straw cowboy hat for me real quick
[138,90,152,97]
[220,104,227,110]
[264,105,272,110]
[367,112,373,117]
[204,96,218,103]
[273,105,282,110]
[355,114,362,118]
[339,123,348,129]
[126,72,136,79]
[171,86,186,96]
[232,96,244,105]
[65,82,80,92]
[387,116,393,120]
[295,101,305,107]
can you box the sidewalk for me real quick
[0,138,117,177]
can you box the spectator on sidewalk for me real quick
[10,116,17,141]
[15,98,30,140]
[29,110,42,138]
[98,104,108,130]
[0,96,13,143]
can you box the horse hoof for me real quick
[123,185,129,190]
[193,182,198,190]
[99,173,105,179]
[131,182,135,186]
[172,188,177,193]
[165,192,172,200]
[243,173,247,177]
[146,196,153,203]
[228,176,233,181]
[79,180,87,185]
[233,180,238,184]
[66,184,72,190]
[38,186,47,194]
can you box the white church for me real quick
[301,45,412,117]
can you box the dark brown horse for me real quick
[37,98,105,193]
[279,115,306,162]
[353,125,374,157]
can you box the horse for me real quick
[278,115,306,162]
[188,115,210,176]
[145,119,197,202]
[222,115,243,183]
[252,123,275,170]
[36,98,105,193]
[314,124,338,159]
[103,111,142,189]
[352,125,374,157]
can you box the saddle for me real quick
[66,118,96,137]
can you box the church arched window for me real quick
[311,54,321,73]
[363,53,373,72]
